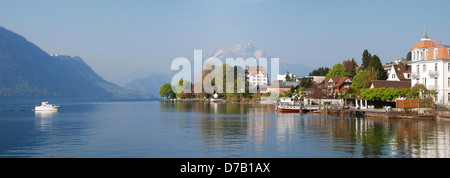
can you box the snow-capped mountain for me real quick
[206,42,273,60]
[205,42,312,77]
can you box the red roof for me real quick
[369,80,411,89]
[392,64,411,81]
[410,41,435,50]
[329,77,352,88]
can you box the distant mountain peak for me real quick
[206,42,272,60]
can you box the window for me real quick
[435,63,438,71]
[435,77,438,87]
[412,51,416,61]
[434,48,438,59]
[448,78,450,87]
[423,78,427,86]
[423,64,426,72]
[417,65,419,73]
[392,74,396,79]
[448,93,450,102]
[419,51,423,60]
[425,50,429,59]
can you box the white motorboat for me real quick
[35,102,60,112]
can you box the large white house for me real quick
[247,66,268,88]
[410,26,450,105]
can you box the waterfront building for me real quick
[247,66,268,89]
[386,64,411,81]
[326,77,352,96]
[266,83,291,94]
[410,26,450,105]
[277,72,297,82]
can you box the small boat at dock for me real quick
[277,97,300,112]
[278,104,300,112]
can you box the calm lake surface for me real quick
[0,99,449,158]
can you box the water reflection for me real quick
[160,102,450,157]
[35,111,58,118]
[159,102,276,115]
[2,100,449,157]
[34,111,58,131]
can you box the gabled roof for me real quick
[328,77,352,88]
[392,64,411,81]
[247,66,267,75]
[369,80,411,89]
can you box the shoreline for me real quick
[165,98,450,120]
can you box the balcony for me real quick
[428,70,440,78]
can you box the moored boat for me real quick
[278,105,300,112]
[277,97,300,112]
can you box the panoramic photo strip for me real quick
[1,0,449,175]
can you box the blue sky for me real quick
[1,0,450,80]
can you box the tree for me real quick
[159,83,175,99]
[368,55,387,80]
[361,50,372,70]
[406,84,437,99]
[213,64,249,100]
[285,71,292,81]
[343,86,360,98]
[351,67,378,89]
[309,67,330,76]
[350,58,357,77]
[174,79,192,99]
[325,63,349,84]
[298,78,312,88]
[343,59,359,77]
[352,70,366,89]
[313,84,326,99]
[406,51,412,61]
[360,87,408,101]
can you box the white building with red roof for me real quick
[410,26,450,105]
[386,64,411,81]
[247,65,268,89]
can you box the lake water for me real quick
[0,99,449,158]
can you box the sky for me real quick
[1,0,450,81]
